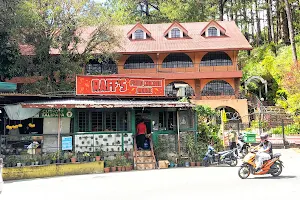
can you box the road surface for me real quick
[1,149,300,200]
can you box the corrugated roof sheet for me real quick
[19,21,252,55]
[21,99,194,108]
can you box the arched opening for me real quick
[124,54,155,69]
[207,27,218,36]
[162,53,193,68]
[171,28,181,38]
[86,58,117,75]
[201,80,234,96]
[216,106,241,124]
[200,52,232,66]
[165,81,194,97]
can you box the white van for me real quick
[0,158,3,194]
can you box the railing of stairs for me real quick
[149,136,158,169]
[133,137,138,170]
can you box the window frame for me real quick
[207,27,218,37]
[162,53,193,68]
[170,28,181,38]
[134,29,145,40]
[201,80,235,96]
[124,54,155,69]
[200,52,233,66]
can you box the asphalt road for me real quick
[1,149,299,200]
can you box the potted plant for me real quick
[115,156,122,171]
[83,152,90,162]
[104,160,111,173]
[110,160,117,172]
[95,151,101,161]
[71,153,77,163]
[125,161,132,171]
[51,152,57,164]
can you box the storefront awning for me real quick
[21,99,194,109]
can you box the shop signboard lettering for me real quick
[76,75,165,96]
[62,136,72,150]
[40,108,73,118]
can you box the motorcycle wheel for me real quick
[229,157,238,167]
[270,162,282,177]
[238,165,250,179]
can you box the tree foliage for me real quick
[11,0,120,94]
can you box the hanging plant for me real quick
[79,137,82,140]
[116,134,121,137]
[108,134,112,138]
[95,137,98,140]
[124,133,128,137]
[103,139,107,141]
[91,136,94,139]
[81,141,85,145]
[87,141,90,145]
[99,135,103,138]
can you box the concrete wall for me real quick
[3,161,104,181]
[192,99,249,123]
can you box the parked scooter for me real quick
[203,144,238,167]
[237,133,250,158]
[238,148,284,179]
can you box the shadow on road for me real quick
[250,175,297,180]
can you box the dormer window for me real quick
[207,27,218,36]
[171,28,181,38]
[133,29,145,40]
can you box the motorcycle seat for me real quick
[273,153,281,158]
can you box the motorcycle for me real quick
[238,149,284,179]
[203,146,238,167]
[237,133,250,158]
[0,158,3,194]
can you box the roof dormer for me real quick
[164,21,189,39]
[127,22,151,40]
[200,20,226,37]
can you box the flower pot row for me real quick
[104,165,133,173]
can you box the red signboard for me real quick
[76,75,165,96]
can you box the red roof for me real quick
[127,22,152,37]
[19,21,252,55]
[199,20,226,35]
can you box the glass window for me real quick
[201,80,235,96]
[171,28,181,38]
[158,111,177,131]
[200,52,232,66]
[86,58,117,75]
[162,53,193,68]
[207,27,218,36]
[134,29,144,39]
[91,112,103,132]
[78,111,89,132]
[124,54,155,69]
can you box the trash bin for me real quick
[243,132,257,143]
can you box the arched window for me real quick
[207,27,218,36]
[201,80,234,96]
[200,52,232,66]
[165,81,194,97]
[134,29,144,39]
[124,55,154,69]
[86,58,117,75]
[162,53,193,68]
[171,28,181,38]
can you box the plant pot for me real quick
[122,166,126,171]
[65,159,70,163]
[125,166,131,171]
[104,167,110,173]
[35,161,39,165]
[71,157,77,163]
[31,162,35,166]
[117,166,122,171]
[196,162,201,166]
[190,162,196,167]
[95,156,101,161]
[17,163,22,167]
[111,167,117,172]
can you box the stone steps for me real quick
[134,150,156,170]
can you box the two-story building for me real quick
[85,20,252,123]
